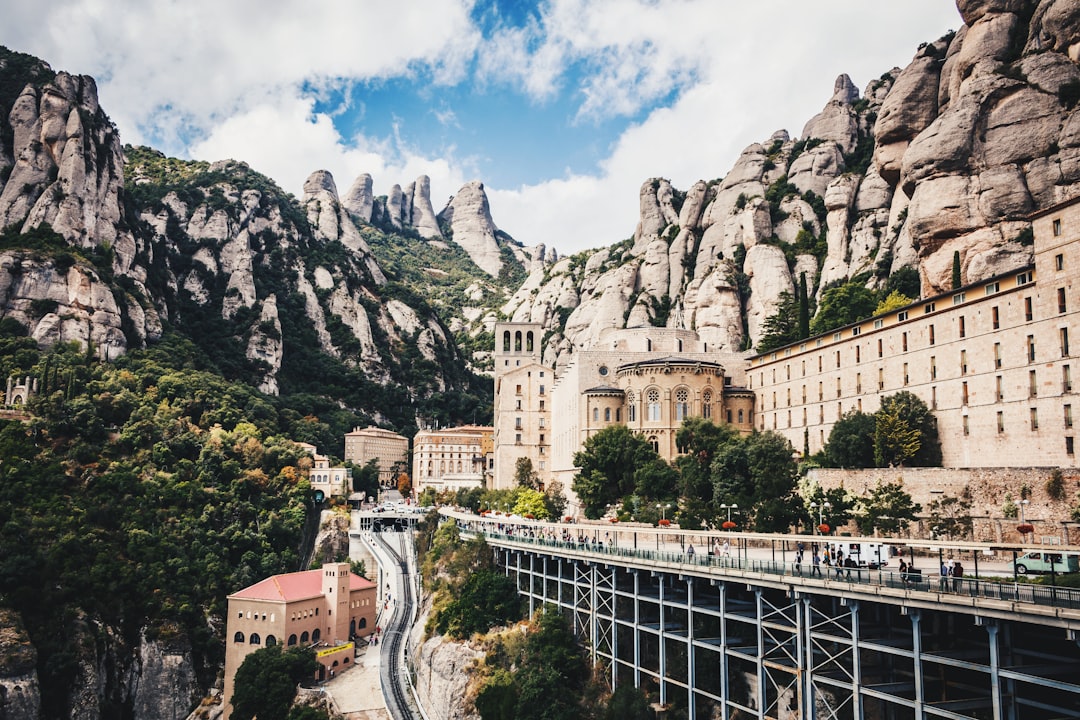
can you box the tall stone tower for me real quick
[492,322,553,490]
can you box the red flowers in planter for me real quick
[658,518,672,527]
[1017,523,1035,535]
[609,517,619,523]
[524,513,535,519]
[818,523,831,534]
[722,521,737,530]
[563,516,574,523]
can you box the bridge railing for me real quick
[468,526,1080,612]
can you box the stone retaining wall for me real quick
[807,467,1080,544]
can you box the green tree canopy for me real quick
[514,457,540,489]
[823,411,877,468]
[874,290,915,316]
[874,391,941,467]
[572,425,658,518]
[231,645,317,720]
[853,479,921,535]
[755,291,801,353]
[809,281,878,336]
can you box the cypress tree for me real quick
[951,251,962,289]
[798,272,810,339]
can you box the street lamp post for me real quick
[656,503,671,522]
[1019,499,1029,524]
[810,501,832,535]
[720,503,738,523]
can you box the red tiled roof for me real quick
[229,569,375,602]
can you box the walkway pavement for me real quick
[323,639,389,720]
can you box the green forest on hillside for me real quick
[0,325,329,717]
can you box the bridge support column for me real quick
[987,622,1002,720]
[633,570,641,689]
[717,581,730,720]
[527,553,535,616]
[755,589,765,718]
[911,610,924,717]
[659,572,667,707]
[851,601,863,720]
[590,564,599,667]
[687,577,696,719]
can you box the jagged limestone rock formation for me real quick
[0,72,126,251]
[499,0,1080,362]
[437,180,504,277]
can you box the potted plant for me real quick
[1016,523,1035,535]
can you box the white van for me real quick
[829,541,890,569]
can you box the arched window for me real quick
[604,407,611,422]
[502,331,511,352]
[647,339,652,351]
[526,331,534,352]
[440,460,445,473]
[649,436,659,454]
[738,409,744,424]
[616,408,622,422]
[427,461,432,475]
[288,634,298,646]
[702,391,712,419]
[593,407,599,422]
[675,388,689,421]
[457,461,462,472]
[233,632,245,643]
[515,331,522,352]
[301,631,310,643]
[647,389,661,422]
[249,634,261,645]
[312,629,322,643]
[359,618,367,629]
[627,391,637,423]
[678,339,683,352]
[266,635,277,647]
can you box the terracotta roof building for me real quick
[222,563,376,719]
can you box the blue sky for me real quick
[3,0,962,256]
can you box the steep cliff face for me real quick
[503,0,1080,363]
[0,608,40,720]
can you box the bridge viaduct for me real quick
[446,511,1080,720]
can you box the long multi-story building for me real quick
[343,426,409,485]
[749,196,1079,467]
[222,563,376,719]
[412,425,493,494]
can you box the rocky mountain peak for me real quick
[438,180,504,277]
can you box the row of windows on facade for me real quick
[424,459,483,474]
[754,285,1074,385]
[233,627,369,646]
[765,390,1076,430]
[763,328,1073,404]
[768,352,1075,413]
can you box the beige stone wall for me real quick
[809,466,1080,544]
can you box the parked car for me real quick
[1010,551,1080,575]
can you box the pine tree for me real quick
[951,251,962,289]
[798,272,810,339]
